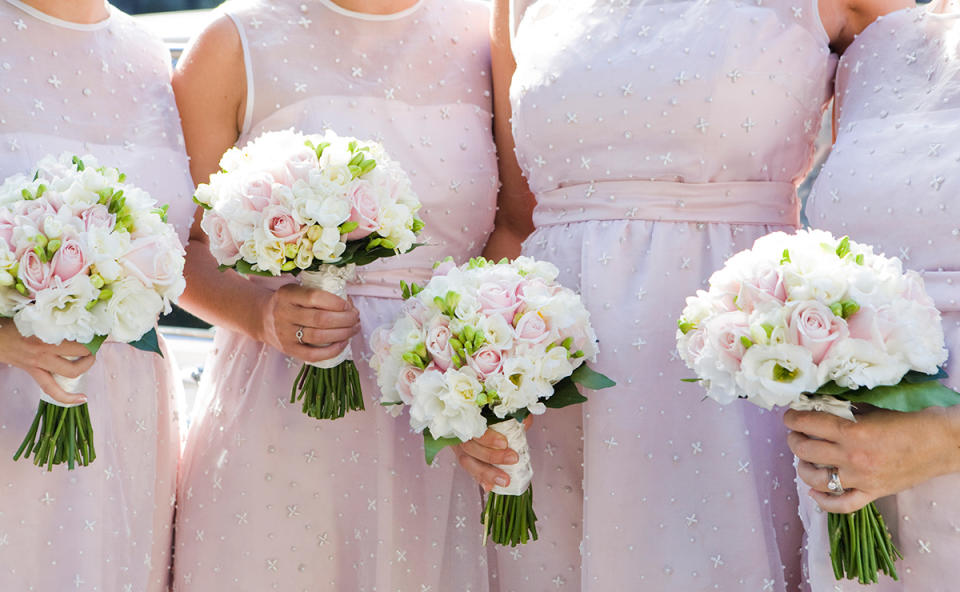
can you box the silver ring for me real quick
[827,468,844,494]
[296,326,304,345]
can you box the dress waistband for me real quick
[347,267,435,300]
[532,180,800,228]
[921,270,960,313]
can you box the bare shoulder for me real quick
[174,13,243,80]
[822,0,913,53]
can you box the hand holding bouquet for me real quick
[194,128,423,420]
[677,229,960,584]
[371,257,614,546]
[0,153,184,470]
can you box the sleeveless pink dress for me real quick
[0,1,194,590]
[498,1,836,589]
[173,1,498,590]
[802,3,960,589]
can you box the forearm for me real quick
[178,239,271,342]
[482,224,528,261]
[933,405,960,477]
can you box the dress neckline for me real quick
[314,0,424,21]
[5,0,112,31]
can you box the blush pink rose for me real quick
[514,311,551,345]
[425,321,453,371]
[262,205,303,243]
[344,182,380,241]
[432,259,456,277]
[50,237,87,283]
[477,276,523,324]
[201,212,241,265]
[396,366,423,405]
[121,235,185,291]
[704,311,751,369]
[787,301,849,364]
[467,346,503,378]
[0,210,14,248]
[80,204,116,232]
[18,249,52,295]
[284,147,319,183]
[238,172,276,212]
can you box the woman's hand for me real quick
[454,416,533,492]
[259,284,361,363]
[0,321,95,405]
[784,405,960,513]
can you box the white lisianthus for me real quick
[310,226,346,263]
[95,277,164,343]
[539,345,575,383]
[736,344,819,409]
[816,338,911,390]
[15,275,99,344]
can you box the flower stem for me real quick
[290,360,364,420]
[482,486,538,546]
[828,503,900,584]
[13,402,96,471]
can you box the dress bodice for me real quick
[0,0,195,243]
[510,0,837,226]
[806,1,960,312]
[221,0,497,296]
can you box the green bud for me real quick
[855,254,865,265]
[829,302,843,318]
[340,221,360,234]
[46,239,61,256]
[451,351,463,369]
[512,311,524,327]
[281,260,298,272]
[415,342,428,360]
[32,234,48,249]
[402,351,425,369]
[85,299,98,311]
[72,155,85,171]
[348,165,362,178]
[400,281,411,300]
[462,325,475,343]
[98,288,113,301]
[21,188,32,200]
[33,245,48,263]
[118,173,127,183]
[677,319,695,334]
[90,274,105,289]
[283,243,299,259]
[15,281,27,295]
[840,300,860,319]
[411,218,425,233]
[835,236,851,259]
[360,159,377,175]
[561,336,574,350]
[740,336,753,350]
[572,350,585,358]
[35,184,46,198]
[780,249,791,264]
[349,152,364,167]
[379,239,396,250]
[348,140,358,153]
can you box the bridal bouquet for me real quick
[0,153,184,470]
[371,256,614,546]
[677,229,960,584]
[195,128,423,420]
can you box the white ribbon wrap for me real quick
[298,264,357,369]
[43,356,85,408]
[490,419,533,496]
[789,393,856,422]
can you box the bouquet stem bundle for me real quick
[829,504,902,584]
[483,485,537,547]
[14,401,95,471]
[292,360,364,419]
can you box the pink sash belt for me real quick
[532,180,800,228]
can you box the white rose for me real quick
[478,313,514,351]
[817,338,912,390]
[736,343,819,409]
[97,277,165,343]
[539,345,575,383]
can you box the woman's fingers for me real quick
[26,368,87,405]
[289,306,360,330]
[460,438,519,466]
[51,340,95,358]
[288,340,351,364]
[39,353,96,379]
[296,326,360,348]
[456,449,511,492]
[786,430,844,467]
[808,488,873,514]
[796,460,836,493]
[278,284,352,311]
[783,408,848,442]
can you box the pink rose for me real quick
[284,147,319,183]
[80,204,116,232]
[201,212,241,265]
[477,276,523,324]
[736,266,786,313]
[680,329,707,365]
[121,235,185,291]
[0,210,14,248]
[846,305,885,344]
[405,300,429,327]
[18,249,52,295]
[395,366,423,405]
[787,301,849,364]
[50,237,87,283]
[704,311,751,369]
[514,311,551,345]
[425,320,453,371]
[467,346,503,378]
[238,172,276,213]
[344,181,380,241]
[262,205,303,243]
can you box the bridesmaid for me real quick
[786,2,960,588]
[0,0,194,590]
[172,0,498,590]
[458,0,911,589]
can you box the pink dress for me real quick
[802,3,960,589]
[173,1,498,590]
[0,1,195,590]
[499,1,836,589]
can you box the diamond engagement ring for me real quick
[296,326,304,345]
[827,468,844,494]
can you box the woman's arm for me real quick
[173,16,359,362]
[820,0,914,54]
[0,320,95,404]
[785,405,960,512]
[480,0,536,262]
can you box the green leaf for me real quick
[129,327,163,357]
[813,380,851,396]
[545,376,588,409]
[423,428,461,465]
[83,334,108,355]
[903,368,949,383]
[226,259,279,277]
[380,401,403,406]
[681,378,702,383]
[569,364,616,390]
[840,379,960,413]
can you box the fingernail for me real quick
[495,476,508,486]
[506,452,519,464]
[482,483,492,492]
